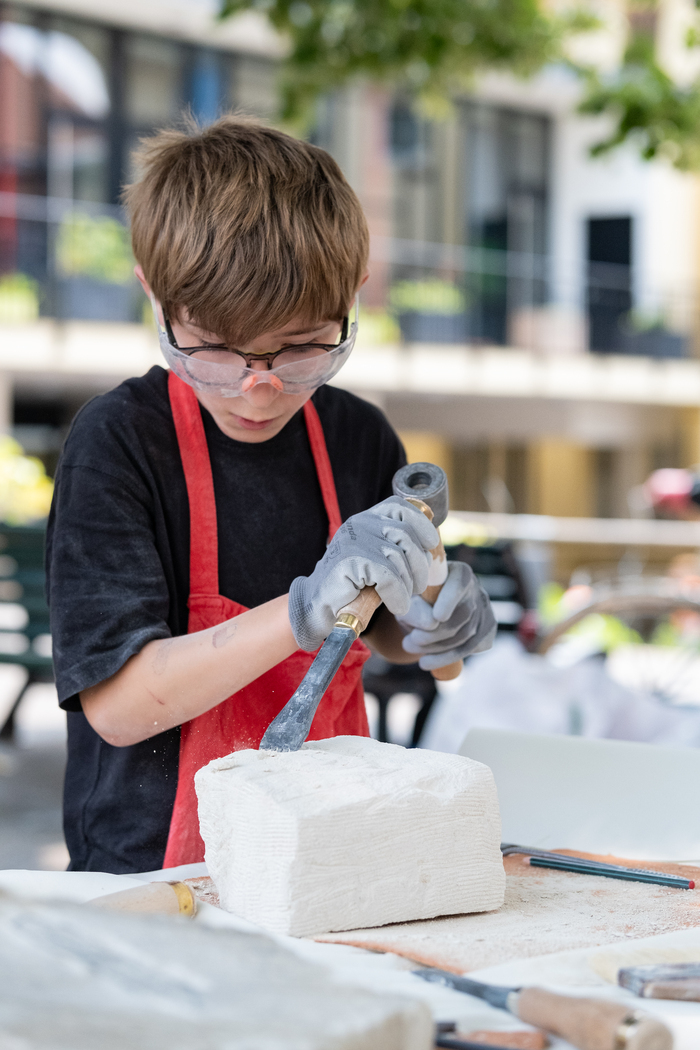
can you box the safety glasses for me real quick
[152,296,358,398]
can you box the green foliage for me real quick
[219,0,596,124]
[56,213,134,285]
[579,9,700,170]
[0,273,39,324]
[0,437,53,525]
[355,308,401,346]
[221,0,700,169]
[537,581,643,653]
[389,278,464,315]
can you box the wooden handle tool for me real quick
[414,969,673,1050]
[515,987,672,1050]
[392,462,463,681]
[335,504,461,680]
[260,462,462,751]
[88,880,197,918]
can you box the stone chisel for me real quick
[619,962,700,1001]
[413,968,673,1050]
[260,462,460,752]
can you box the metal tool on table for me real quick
[414,966,673,1050]
[502,844,695,891]
[436,1035,544,1050]
[260,462,461,752]
[619,962,700,1002]
[435,1024,548,1049]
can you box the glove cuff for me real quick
[288,576,322,652]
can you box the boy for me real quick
[47,117,495,875]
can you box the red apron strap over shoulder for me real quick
[303,399,342,541]
[168,372,219,596]
[163,378,370,868]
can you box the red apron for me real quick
[163,373,370,867]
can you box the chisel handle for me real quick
[89,881,197,918]
[336,586,382,634]
[514,987,673,1050]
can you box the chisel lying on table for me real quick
[501,843,695,890]
[619,962,700,1001]
[260,462,461,752]
[414,967,673,1050]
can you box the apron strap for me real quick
[303,399,343,542]
[168,372,220,596]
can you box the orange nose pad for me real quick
[241,373,284,393]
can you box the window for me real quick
[125,36,182,126]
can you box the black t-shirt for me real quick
[46,366,405,874]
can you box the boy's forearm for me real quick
[80,595,298,747]
[362,605,416,664]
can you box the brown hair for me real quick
[123,116,369,344]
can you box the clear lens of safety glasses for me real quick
[152,298,359,398]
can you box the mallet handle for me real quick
[408,499,462,682]
[337,500,462,682]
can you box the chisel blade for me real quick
[412,967,517,1012]
[259,625,356,752]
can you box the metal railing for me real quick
[0,192,142,326]
[1,193,696,360]
[368,235,696,359]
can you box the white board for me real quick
[460,728,700,861]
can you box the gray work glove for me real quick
[289,496,439,652]
[397,560,497,670]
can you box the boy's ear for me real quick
[134,264,151,298]
[359,271,370,289]
[135,264,166,327]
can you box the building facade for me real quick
[2,0,700,573]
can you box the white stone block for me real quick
[196,735,505,937]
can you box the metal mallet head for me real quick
[392,463,449,527]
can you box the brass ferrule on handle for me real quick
[335,586,383,637]
[168,880,197,917]
[334,612,363,635]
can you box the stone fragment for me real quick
[0,895,432,1050]
[196,735,505,937]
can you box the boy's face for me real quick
[167,311,345,444]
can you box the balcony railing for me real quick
[0,194,696,361]
[0,192,142,326]
[367,236,696,359]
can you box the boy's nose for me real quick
[240,378,282,408]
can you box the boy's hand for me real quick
[397,561,497,670]
[289,497,439,652]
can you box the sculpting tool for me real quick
[528,855,695,888]
[501,843,695,889]
[618,962,700,1001]
[88,881,197,916]
[436,1038,538,1050]
[436,1027,549,1050]
[260,462,461,752]
[414,967,673,1050]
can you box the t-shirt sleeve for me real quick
[47,460,172,712]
